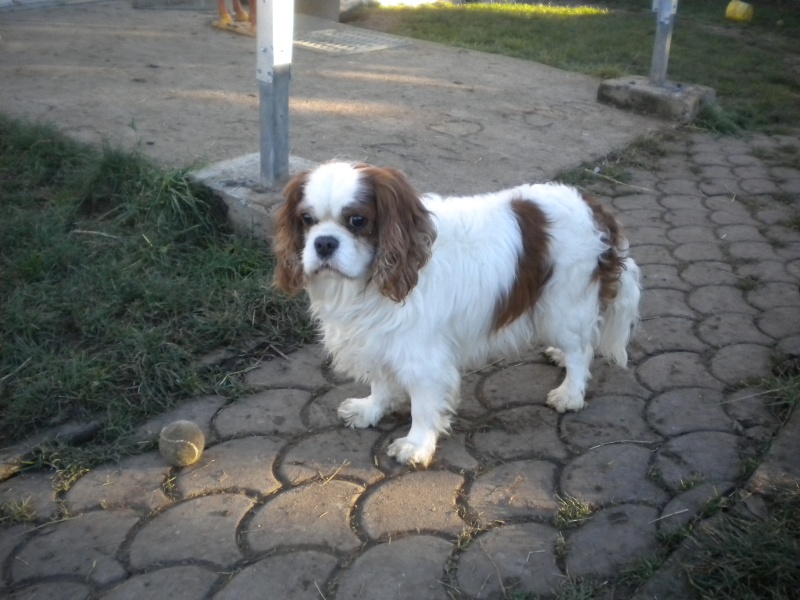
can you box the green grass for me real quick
[349,1,800,132]
[685,488,800,600]
[0,114,313,454]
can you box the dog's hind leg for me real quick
[545,338,592,413]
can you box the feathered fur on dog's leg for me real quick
[386,359,459,466]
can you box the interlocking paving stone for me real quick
[667,224,717,244]
[758,306,800,338]
[728,240,781,261]
[664,208,711,226]
[560,396,660,450]
[457,523,562,598]
[716,223,765,242]
[689,285,758,315]
[697,312,775,347]
[12,509,139,586]
[654,431,745,491]
[639,289,694,319]
[176,436,284,496]
[710,343,774,385]
[471,406,568,462]
[244,345,328,389]
[679,261,738,286]
[640,264,691,291]
[620,208,665,228]
[214,551,338,600]
[628,244,678,265]
[4,582,92,600]
[673,241,726,262]
[635,316,707,354]
[747,282,800,310]
[98,565,218,600]
[434,432,480,471]
[214,389,311,437]
[646,388,731,436]
[468,460,557,525]
[360,471,464,539]
[246,480,362,552]
[0,523,36,577]
[565,505,660,578]
[561,443,667,505]
[480,363,562,409]
[637,352,723,392]
[737,259,795,283]
[128,494,253,569]
[66,452,171,514]
[279,428,384,485]
[335,535,452,600]
[656,481,734,537]
[660,194,702,210]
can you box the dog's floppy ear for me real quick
[358,166,436,302]
[272,170,310,295]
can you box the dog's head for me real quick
[273,162,436,302]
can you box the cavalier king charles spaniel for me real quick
[274,162,640,466]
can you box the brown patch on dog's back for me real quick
[492,198,553,331]
[582,192,627,306]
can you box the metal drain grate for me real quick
[294,28,411,55]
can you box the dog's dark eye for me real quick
[300,213,315,226]
[349,215,367,229]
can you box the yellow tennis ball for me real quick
[159,420,205,467]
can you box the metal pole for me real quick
[257,0,294,187]
[650,0,677,87]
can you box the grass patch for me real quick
[0,113,314,451]
[685,488,800,599]
[349,1,800,132]
[0,498,37,526]
[554,495,595,529]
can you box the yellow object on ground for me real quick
[726,0,753,23]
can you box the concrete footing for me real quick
[191,154,316,240]
[598,75,716,124]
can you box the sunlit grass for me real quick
[394,2,610,18]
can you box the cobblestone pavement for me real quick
[1,127,799,599]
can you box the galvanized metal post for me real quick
[257,0,294,187]
[650,0,678,87]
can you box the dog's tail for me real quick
[597,253,640,366]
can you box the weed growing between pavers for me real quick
[0,113,313,461]
[0,498,37,526]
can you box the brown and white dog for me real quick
[273,162,640,466]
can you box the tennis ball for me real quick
[159,420,205,467]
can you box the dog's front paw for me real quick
[546,386,585,413]
[386,436,436,467]
[338,397,384,429]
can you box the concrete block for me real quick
[191,153,316,240]
[598,75,716,124]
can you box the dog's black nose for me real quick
[314,235,339,258]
